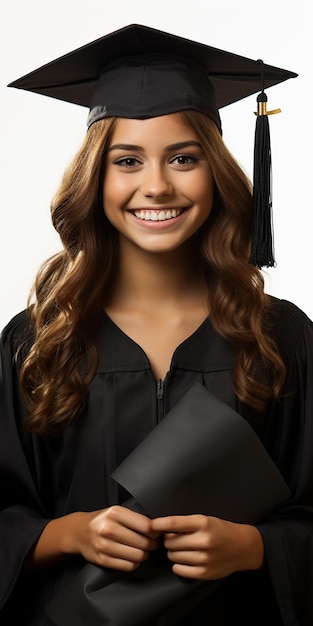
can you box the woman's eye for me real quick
[171,154,198,166]
[114,157,141,168]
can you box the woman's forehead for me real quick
[108,113,199,145]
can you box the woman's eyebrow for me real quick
[165,141,202,152]
[107,143,142,152]
[107,141,202,153]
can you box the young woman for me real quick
[1,24,312,626]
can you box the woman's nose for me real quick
[140,164,174,198]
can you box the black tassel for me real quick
[249,57,282,269]
[250,89,275,269]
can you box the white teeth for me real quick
[133,208,183,221]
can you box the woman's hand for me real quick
[23,506,160,573]
[73,505,160,571]
[151,514,264,580]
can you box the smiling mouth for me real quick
[132,208,184,222]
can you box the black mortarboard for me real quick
[8,24,297,267]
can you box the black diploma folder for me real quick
[46,383,290,625]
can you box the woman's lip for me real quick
[127,207,189,228]
[134,207,183,221]
[127,206,187,212]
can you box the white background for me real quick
[1,0,312,330]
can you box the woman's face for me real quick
[103,112,214,255]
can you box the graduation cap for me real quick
[8,23,297,268]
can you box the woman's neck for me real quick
[106,238,208,313]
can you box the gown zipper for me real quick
[156,378,165,422]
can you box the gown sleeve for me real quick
[256,300,313,625]
[0,312,51,610]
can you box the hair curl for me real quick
[20,112,285,435]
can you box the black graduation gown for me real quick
[0,297,313,625]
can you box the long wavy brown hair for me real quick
[20,111,285,435]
